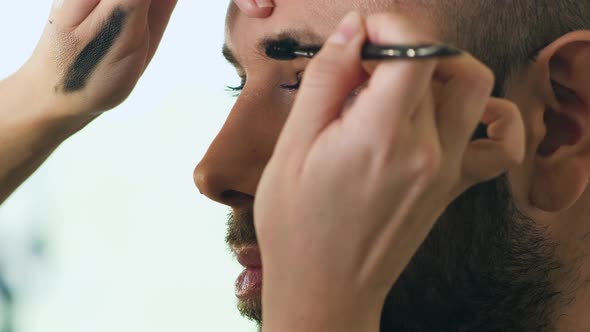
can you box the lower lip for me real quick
[235,267,262,299]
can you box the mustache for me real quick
[225,207,258,248]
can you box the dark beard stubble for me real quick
[225,175,564,331]
[225,208,262,323]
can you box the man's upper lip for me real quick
[233,246,262,268]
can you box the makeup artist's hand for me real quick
[0,0,176,204]
[233,0,274,18]
[21,0,177,124]
[254,12,525,332]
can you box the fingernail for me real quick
[328,11,362,45]
[53,0,64,9]
[255,0,274,8]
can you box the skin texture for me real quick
[63,7,128,92]
[194,0,590,330]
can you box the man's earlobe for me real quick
[528,32,590,212]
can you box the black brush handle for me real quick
[295,43,463,60]
[361,43,462,60]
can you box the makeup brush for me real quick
[265,39,462,61]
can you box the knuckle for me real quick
[493,99,518,118]
[409,142,442,180]
[478,66,496,90]
[503,99,521,115]
[455,56,495,95]
[470,63,495,94]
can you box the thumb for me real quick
[275,11,367,160]
[461,98,526,185]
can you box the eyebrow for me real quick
[222,29,324,69]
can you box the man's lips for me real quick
[233,246,263,299]
[234,246,262,268]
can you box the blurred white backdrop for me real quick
[0,1,257,331]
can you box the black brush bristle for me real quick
[265,38,299,60]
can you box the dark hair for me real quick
[378,4,590,330]
[439,1,590,96]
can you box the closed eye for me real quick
[225,76,246,98]
[225,71,304,98]
[279,71,304,91]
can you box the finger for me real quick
[53,0,150,91]
[146,0,178,65]
[233,0,274,18]
[275,12,366,160]
[461,98,526,184]
[434,53,495,153]
[349,13,438,138]
[52,0,101,29]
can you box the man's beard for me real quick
[225,175,563,331]
[225,208,261,322]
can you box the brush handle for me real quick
[361,43,462,60]
[295,43,462,60]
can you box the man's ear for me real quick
[519,31,590,212]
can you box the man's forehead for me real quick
[225,0,426,29]
[226,0,347,26]
[225,0,342,41]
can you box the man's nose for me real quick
[194,135,259,206]
[193,97,285,207]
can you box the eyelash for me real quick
[225,71,304,98]
[225,81,245,98]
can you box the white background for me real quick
[0,1,257,331]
